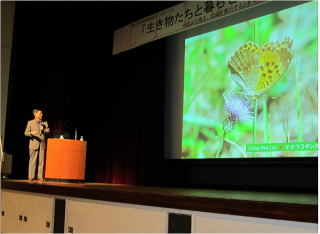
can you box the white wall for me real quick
[1,190,54,233]
[1,189,317,233]
[66,198,167,233]
[192,211,317,233]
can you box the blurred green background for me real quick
[182,2,318,159]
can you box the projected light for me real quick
[182,1,318,159]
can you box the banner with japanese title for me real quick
[113,1,267,55]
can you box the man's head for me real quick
[33,109,43,121]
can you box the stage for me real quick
[1,179,317,223]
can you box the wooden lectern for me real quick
[45,138,87,182]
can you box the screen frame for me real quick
[163,1,317,192]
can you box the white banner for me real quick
[113,1,267,55]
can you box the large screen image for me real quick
[182,2,318,159]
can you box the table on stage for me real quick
[45,138,87,182]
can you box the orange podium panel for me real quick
[45,138,87,181]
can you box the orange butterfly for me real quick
[228,37,293,96]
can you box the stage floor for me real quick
[1,179,317,223]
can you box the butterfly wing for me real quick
[228,42,261,96]
[256,37,293,92]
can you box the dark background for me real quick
[5,1,317,192]
[5,1,177,185]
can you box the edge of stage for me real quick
[1,179,317,223]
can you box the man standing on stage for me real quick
[24,109,50,182]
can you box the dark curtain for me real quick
[86,39,166,185]
[4,2,172,185]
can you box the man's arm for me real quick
[43,121,50,136]
[39,122,50,141]
[24,121,36,137]
[24,121,32,137]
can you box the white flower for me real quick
[223,91,253,131]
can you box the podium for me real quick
[45,138,87,182]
